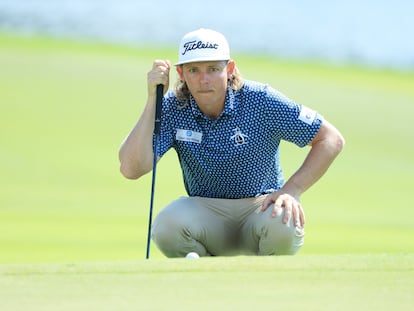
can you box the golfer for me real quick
[119,28,345,257]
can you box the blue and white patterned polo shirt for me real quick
[156,80,323,199]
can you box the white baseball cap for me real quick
[175,28,230,66]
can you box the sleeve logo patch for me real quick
[298,106,317,125]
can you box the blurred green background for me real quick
[1,34,413,263]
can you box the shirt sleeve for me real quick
[265,86,323,147]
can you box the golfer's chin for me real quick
[193,92,215,104]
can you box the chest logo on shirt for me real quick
[230,127,248,146]
[176,129,203,143]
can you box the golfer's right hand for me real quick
[147,60,170,98]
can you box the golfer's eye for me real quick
[188,67,198,73]
[208,67,220,72]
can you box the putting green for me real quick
[1,254,413,311]
[0,34,413,265]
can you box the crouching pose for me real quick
[119,28,345,257]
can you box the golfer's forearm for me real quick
[119,100,156,179]
[283,123,345,196]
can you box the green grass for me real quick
[0,33,414,310]
[1,254,413,311]
[1,33,414,262]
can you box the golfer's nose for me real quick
[199,71,209,83]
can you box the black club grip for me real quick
[154,84,163,135]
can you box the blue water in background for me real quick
[0,0,413,70]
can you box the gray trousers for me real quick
[151,196,305,257]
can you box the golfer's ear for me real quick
[176,66,184,81]
[227,60,236,76]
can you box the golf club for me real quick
[146,83,163,259]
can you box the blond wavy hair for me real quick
[174,61,244,106]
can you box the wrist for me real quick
[280,181,303,199]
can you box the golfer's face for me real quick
[178,61,232,117]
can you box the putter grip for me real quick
[154,84,163,135]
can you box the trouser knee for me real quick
[151,211,185,257]
[242,206,305,255]
[151,201,209,258]
[259,214,305,255]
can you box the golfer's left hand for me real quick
[262,191,305,227]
